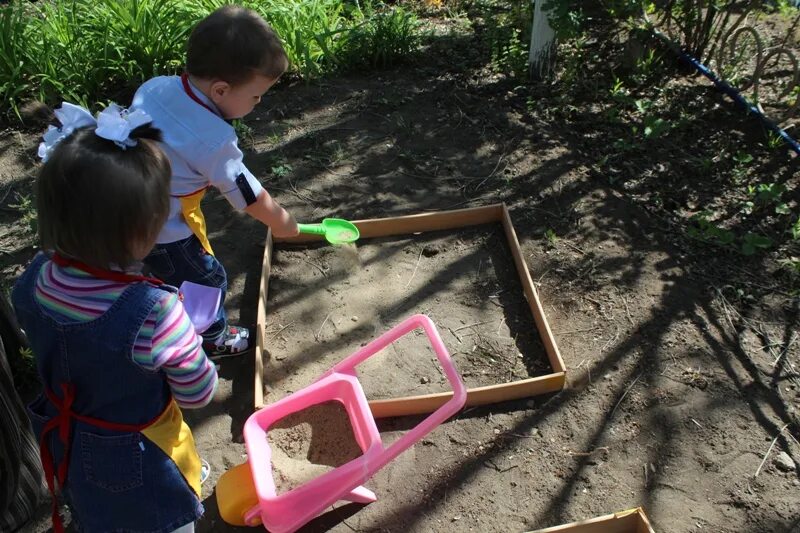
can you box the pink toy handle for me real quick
[321,314,467,469]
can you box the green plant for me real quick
[766,130,785,149]
[790,216,800,240]
[778,256,800,276]
[232,119,255,147]
[752,182,786,205]
[544,228,558,247]
[632,47,662,83]
[0,3,32,118]
[543,1,584,41]
[740,232,773,255]
[484,0,533,79]
[642,115,668,138]
[609,76,631,102]
[0,0,422,120]
[731,150,753,181]
[741,182,788,215]
[10,192,36,235]
[334,5,422,71]
[687,211,735,245]
[9,346,38,391]
[271,163,293,178]
[604,0,649,19]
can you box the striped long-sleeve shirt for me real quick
[33,261,217,408]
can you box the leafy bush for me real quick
[0,0,422,120]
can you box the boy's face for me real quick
[210,74,277,119]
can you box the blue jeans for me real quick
[144,235,227,344]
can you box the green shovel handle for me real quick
[297,223,326,236]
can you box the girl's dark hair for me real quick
[37,124,171,269]
[186,5,289,85]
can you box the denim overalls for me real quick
[12,253,203,533]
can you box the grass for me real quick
[0,0,422,121]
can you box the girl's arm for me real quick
[133,293,218,408]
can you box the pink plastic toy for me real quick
[216,314,466,532]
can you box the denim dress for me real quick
[12,253,203,533]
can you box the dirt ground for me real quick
[3,8,800,533]
[265,226,551,400]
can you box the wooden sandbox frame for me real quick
[254,203,566,417]
[527,508,655,533]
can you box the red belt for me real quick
[40,383,163,532]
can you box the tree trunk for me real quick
[529,0,557,80]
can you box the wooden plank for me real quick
[636,511,655,533]
[274,204,504,243]
[253,230,273,411]
[368,372,565,418]
[501,204,566,373]
[528,509,654,533]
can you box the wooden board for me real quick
[255,203,566,415]
[528,508,655,533]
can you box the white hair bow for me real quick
[37,103,95,161]
[95,104,152,149]
[37,102,153,161]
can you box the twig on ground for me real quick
[405,247,424,288]
[755,423,790,478]
[484,459,518,473]
[620,292,634,326]
[266,322,295,342]
[302,258,328,277]
[601,324,621,351]
[315,313,331,342]
[563,240,588,256]
[772,332,798,366]
[340,514,360,532]
[566,446,609,457]
[610,372,643,418]
[454,320,494,332]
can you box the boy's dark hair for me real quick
[37,125,171,269]
[186,5,289,85]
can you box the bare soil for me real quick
[4,7,800,533]
[264,225,551,403]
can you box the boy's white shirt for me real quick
[131,76,265,245]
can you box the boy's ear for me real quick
[209,80,231,102]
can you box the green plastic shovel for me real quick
[297,218,360,245]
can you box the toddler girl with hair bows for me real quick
[12,102,218,533]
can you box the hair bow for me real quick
[95,104,152,149]
[37,102,153,161]
[37,103,96,161]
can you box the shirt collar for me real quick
[182,75,222,117]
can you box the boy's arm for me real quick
[204,139,298,237]
[244,189,298,238]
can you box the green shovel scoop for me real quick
[297,218,360,245]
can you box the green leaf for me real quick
[741,233,773,255]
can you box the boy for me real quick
[132,6,299,357]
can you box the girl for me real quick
[11,103,218,533]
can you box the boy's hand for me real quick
[271,217,299,238]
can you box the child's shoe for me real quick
[204,325,250,359]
